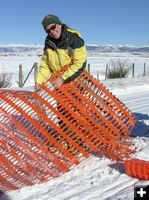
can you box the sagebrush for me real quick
[0,73,12,88]
[107,59,130,79]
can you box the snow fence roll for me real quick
[0,70,136,191]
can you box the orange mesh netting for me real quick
[125,159,149,180]
[0,71,136,191]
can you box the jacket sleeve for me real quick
[61,36,87,82]
[36,51,52,85]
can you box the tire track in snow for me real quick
[119,92,149,114]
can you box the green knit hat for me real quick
[42,14,62,30]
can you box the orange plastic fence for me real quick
[0,71,136,192]
[125,159,149,180]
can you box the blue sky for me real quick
[0,0,149,45]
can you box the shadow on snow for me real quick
[0,191,11,200]
[132,112,149,138]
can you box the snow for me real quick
[0,48,149,200]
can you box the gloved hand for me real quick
[52,77,64,89]
[35,82,41,91]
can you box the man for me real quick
[35,14,87,154]
[35,14,87,90]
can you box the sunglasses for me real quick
[46,24,57,33]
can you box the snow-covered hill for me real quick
[0,44,43,53]
[0,44,149,56]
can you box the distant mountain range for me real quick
[0,44,149,54]
[87,45,149,53]
[0,44,43,54]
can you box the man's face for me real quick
[46,24,62,39]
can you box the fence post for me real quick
[88,63,90,74]
[97,70,99,81]
[143,63,146,76]
[19,64,23,87]
[132,63,135,78]
[34,62,38,83]
[105,64,108,80]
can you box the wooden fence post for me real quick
[34,62,38,83]
[132,63,135,78]
[19,64,23,87]
[97,70,99,81]
[105,64,108,80]
[88,63,90,74]
[143,63,146,76]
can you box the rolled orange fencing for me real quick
[125,158,149,180]
[0,71,136,192]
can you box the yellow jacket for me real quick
[36,24,87,85]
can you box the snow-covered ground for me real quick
[0,50,149,200]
